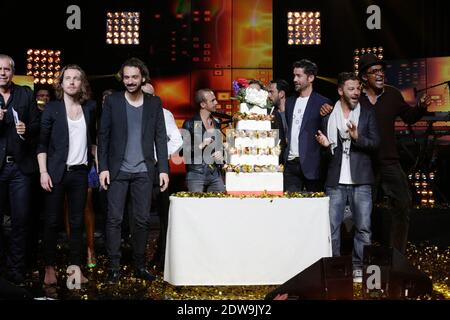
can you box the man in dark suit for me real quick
[316,72,380,283]
[284,59,332,191]
[37,64,97,286]
[0,54,40,285]
[98,58,169,284]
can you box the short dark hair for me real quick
[293,59,318,77]
[34,84,54,100]
[337,72,359,88]
[118,57,150,81]
[270,79,290,96]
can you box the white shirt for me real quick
[338,116,354,184]
[66,114,88,165]
[288,96,309,160]
[154,108,183,161]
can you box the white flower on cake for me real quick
[239,88,269,115]
[232,79,271,115]
[244,87,268,108]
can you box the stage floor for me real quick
[1,212,449,300]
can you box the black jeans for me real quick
[0,163,32,281]
[375,163,412,254]
[43,168,88,266]
[26,173,45,272]
[106,171,152,270]
[283,158,322,192]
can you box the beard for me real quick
[343,94,359,110]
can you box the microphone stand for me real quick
[413,80,450,205]
[414,80,450,98]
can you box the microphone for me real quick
[211,111,232,120]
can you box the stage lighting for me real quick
[409,170,436,207]
[106,12,140,45]
[287,11,321,45]
[26,48,61,85]
[353,46,384,76]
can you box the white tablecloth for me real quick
[164,196,332,286]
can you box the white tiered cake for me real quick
[224,102,284,195]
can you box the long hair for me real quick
[54,64,91,104]
[118,57,150,82]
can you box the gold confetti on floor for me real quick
[28,242,449,300]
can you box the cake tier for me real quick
[239,103,267,115]
[229,154,279,166]
[225,172,283,195]
[234,136,276,149]
[236,120,271,131]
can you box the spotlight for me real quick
[26,48,62,84]
[287,12,321,45]
[106,11,140,45]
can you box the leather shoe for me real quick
[106,269,120,284]
[135,268,155,281]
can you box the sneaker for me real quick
[352,269,363,283]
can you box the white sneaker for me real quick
[353,269,363,283]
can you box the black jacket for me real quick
[0,84,40,174]
[37,99,97,184]
[323,104,380,187]
[98,92,168,180]
[182,112,222,174]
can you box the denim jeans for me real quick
[326,184,372,269]
[186,166,225,192]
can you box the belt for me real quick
[66,164,88,172]
[5,155,15,163]
[287,157,300,162]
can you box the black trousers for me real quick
[0,163,32,281]
[106,171,152,270]
[43,168,88,266]
[283,158,322,192]
[374,163,412,254]
[26,173,45,272]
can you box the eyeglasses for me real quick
[366,67,385,75]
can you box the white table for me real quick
[164,196,332,286]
